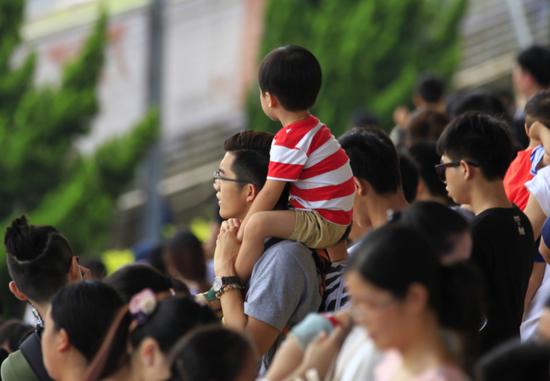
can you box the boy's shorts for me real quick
[290,210,348,249]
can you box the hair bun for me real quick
[4,215,33,261]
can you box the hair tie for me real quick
[129,288,157,325]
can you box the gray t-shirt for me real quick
[244,239,322,374]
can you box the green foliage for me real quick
[0,2,158,317]
[247,0,467,135]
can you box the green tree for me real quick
[247,0,467,135]
[0,1,158,316]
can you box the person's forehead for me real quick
[219,152,236,172]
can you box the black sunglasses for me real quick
[434,160,480,183]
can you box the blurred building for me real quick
[22,0,265,245]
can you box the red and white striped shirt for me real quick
[267,115,355,225]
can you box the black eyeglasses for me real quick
[213,169,250,184]
[434,160,480,183]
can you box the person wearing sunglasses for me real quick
[436,112,535,355]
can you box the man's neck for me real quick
[469,180,512,215]
[368,191,408,228]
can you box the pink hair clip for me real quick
[129,288,157,325]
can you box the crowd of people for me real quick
[0,42,550,381]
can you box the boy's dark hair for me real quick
[437,113,515,180]
[259,45,322,111]
[4,216,74,303]
[517,45,550,88]
[407,109,449,145]
[525,90,550,128]
[339,127,402,195]
[398,152,419,203]
[408,142,448,199]
[416,73,445,103]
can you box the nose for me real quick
[213,179,220,192]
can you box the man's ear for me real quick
[9,281,28,302]
[245,183,259,202]
[354,177,370,196]
[57,329,71,353]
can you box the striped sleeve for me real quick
[267,128,309,182]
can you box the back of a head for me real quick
[525,89,550,127]
[398,201,469,258]
[476,340,550,381]
[167,230,206,283]
[339,127,402,195]
[259,45,322,111]
[447,90,509,120]
[398,152,419,203]
[406,109,449,145]
[416,73,445,104]
[517,45,550,88]
[5,216,73,304]
[105,264,173,303]
[437,112,515,180]
[0,319,33,352]
[50,281,126,373]
[130,295,218,354]
[171,325,255,381]
[408,142,448,199]
[351,224,482,334]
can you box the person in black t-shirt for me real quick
[436,113,535,354]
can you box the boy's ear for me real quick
[265,92,279,108]
[461,160,475,180]
[354,177,369,196]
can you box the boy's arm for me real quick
[238,179,287,238]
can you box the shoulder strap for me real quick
[19,330,53,381]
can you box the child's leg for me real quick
[235,210,297,281]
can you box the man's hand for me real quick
[214,219,242,276]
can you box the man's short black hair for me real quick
[517,45,550,88]
[258,45,322,111]
[4,216,74,304]
[408,142,448,199]
[436,113,515,180]
[223,131,289,209]
[416,73,445,103]
[525,89,550,128]
[447,90,510,120]
[339,127,401,195]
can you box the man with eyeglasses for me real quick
[436,112,535,354]
[212,130,322,375]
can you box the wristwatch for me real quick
[212,276,241,295]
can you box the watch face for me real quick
[213,277,222,292]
